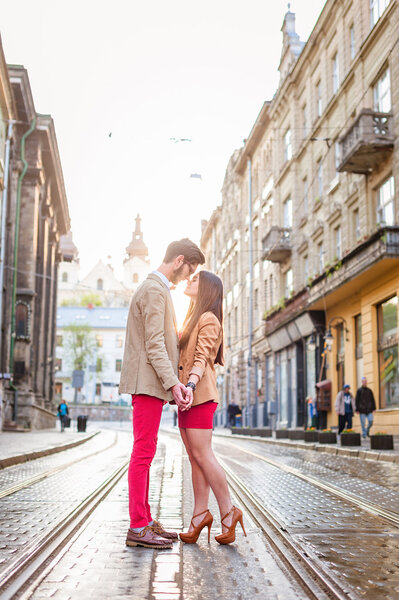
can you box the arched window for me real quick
[15,301,31,340]
[97,278,103,290]
[133,273,139,283]
[62,272,68,283]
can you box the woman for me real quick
[178,270,246,545]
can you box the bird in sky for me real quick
[169,137,192,143]
[108,132,112,138]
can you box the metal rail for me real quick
[220,458,350,600]
[0,459,129,600]
[216,439,399,527]
[0,433,117,500]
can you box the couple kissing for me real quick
[119,238,246,549]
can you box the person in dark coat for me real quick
[355,377,376,438]
[227,401,241,427]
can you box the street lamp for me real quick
[324,316,349,352]
[307,333,317,352]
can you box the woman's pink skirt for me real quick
[178,400,217,429]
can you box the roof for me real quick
[57,306,128,329]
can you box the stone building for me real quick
[57,215,151,308]
[1,64,71,430]
[0,37,16,431]
[201,0,399,433]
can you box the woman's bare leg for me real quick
[180,427,211,532]
[185,428,233,531]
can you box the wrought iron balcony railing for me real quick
[338,109,394,174]
[262,226,292,263]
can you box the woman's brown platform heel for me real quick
[215,506,247,545]
[179,509,213,544]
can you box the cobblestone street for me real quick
[0,425,399,599]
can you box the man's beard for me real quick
[170,264,185,285]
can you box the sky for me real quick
[1,0,326,282]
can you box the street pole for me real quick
[246,157,253,427]
[0,122,13,369]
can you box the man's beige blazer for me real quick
[119,273,180,402]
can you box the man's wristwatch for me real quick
[186,381,196,391]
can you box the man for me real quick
[119,238,205,549]
[57,400,69,432]
[227,401,241,428]
[335,383,356,434]
[355,377,376,439]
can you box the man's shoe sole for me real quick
[126,540,173,549]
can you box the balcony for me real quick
[262,226,292,263]
[338,109,394,174]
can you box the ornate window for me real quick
[62,272,68,283]
[132,273,139,283]
[15,301,31,341]
[97,278,103,290]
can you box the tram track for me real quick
[162,428,399,600]
[214,438,399,527]
[0,458,129,600]
[0,432,118,500]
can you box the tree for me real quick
[63,324,96,371]
[80,293,102,307]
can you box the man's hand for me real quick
[171,383,191,411]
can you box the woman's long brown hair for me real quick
[180,270,224,365]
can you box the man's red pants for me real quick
[128,394,164,528]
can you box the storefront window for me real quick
[336,323,345,390]
[378,296,399,408]
[355,314,363,388]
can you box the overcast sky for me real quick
[2,0,326,279]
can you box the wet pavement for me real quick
[213,436,399,600]
[1,423,399,599]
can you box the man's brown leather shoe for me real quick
[150,520,179,541]
[126,526,173,549]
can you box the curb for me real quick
[0,430,100,470]
[216,432,399,463]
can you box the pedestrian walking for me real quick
[335,384,356,434]
[178,270,247,545]
[120,238,205,550]
[227,400,241,428]
[355,377,376,438]
[307,394,318,428]
[57,401,69,432]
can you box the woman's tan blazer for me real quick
[178,311,222,407]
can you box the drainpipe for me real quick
[246,157,253,427]
[0,122,14,370]
[9,117,36,380]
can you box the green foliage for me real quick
[80,293,102,307]
[63,324,96,371]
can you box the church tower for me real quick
[278,5,304,83]
[123,214,151,290]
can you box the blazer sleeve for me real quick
[189,314,221,380]
[140,287,179,391]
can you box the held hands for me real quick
[171,382,192,411]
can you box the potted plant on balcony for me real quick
[370,432,394,450]
[275,428,289,439]
[304,427,319,442]
[318,428,337,444]
[340,429,361,446]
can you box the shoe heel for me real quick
[207,523,212,543]
[239,517,247,537]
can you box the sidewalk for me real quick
[214,428,399,463]
[0,426,99,469]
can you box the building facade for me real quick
[201,0,399,433]
[0,63,71,430]
[57,215,151,308]
[55,306,130,406]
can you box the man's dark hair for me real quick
[163,238,205,265]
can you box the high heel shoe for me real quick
[215,506,247,545]
[179,509,213,544]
